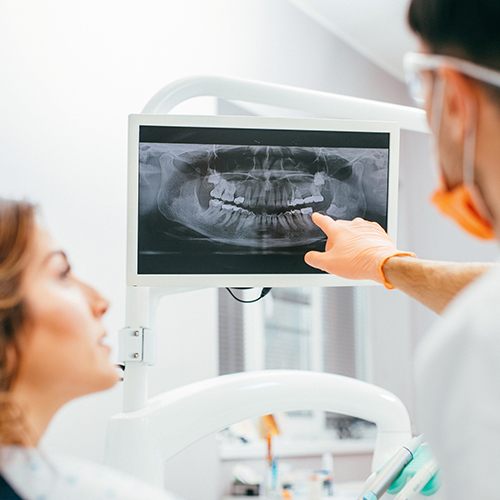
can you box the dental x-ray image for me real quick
[137,126,390,275]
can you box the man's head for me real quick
[408,0,500,103]
[407,0,500,237]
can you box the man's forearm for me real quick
[383,257,493,314]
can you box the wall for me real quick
[2,1,494,499]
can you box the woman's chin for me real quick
[103,366,122,389]
[91,363,122,393]
[95,346,121,389]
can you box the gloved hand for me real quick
[388,443,440,496]
[304,213,416,288]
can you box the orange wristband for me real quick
[378,252,417,290]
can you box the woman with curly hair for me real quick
[0,198,177,499]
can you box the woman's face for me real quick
[15,224,119,402]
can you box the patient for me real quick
[0,198,178,499]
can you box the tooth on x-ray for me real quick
[139,143,388,249]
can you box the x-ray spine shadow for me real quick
[139,143,388,251]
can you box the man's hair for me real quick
[408,0,500,102]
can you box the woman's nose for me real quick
[81,280,110,317]
[93,292,110,318]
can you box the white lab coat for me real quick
[416,264,500,499]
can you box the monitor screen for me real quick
[129,115,398,286]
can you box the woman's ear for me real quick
[1,339,20,390]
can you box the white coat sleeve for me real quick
[416,269,500,500]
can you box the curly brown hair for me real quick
[0,198,36,444]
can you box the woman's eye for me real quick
[60,266,71,279]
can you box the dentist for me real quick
[305,0,500,498]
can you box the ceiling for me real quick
[289,0,418,81]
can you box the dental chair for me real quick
[106,369,412,493]
[105,77,438,499]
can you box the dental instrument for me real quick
[320,452,335,496]
[358,435,424,500]
[394,459,439,500]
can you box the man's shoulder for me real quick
[416,264,500,500]
[416,265,500,378]
[442,264,500,328]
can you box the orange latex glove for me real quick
[304,214,416,288]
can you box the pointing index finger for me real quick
[311,212,339,237]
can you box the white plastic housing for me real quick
[106,370,411,487]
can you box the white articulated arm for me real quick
[142,74,429,133]
[106,370,411,485]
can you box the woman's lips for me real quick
[97,333,111,354]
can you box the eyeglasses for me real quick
[403,52,500,107]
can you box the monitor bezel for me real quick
[127,114,400,288]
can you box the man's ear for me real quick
[440,67,479,142]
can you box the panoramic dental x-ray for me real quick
[138,126,389,275]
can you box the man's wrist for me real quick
[379,252,417,289]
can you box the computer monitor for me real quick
[127,114,399,287]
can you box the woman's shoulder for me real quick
[0,446,180,500]
[54,453,180,500]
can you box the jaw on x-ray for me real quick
[139,143,388,251]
